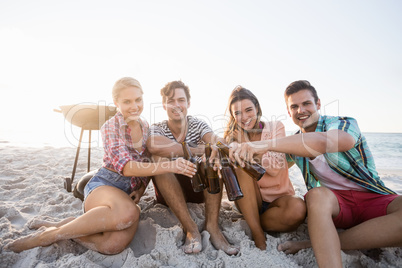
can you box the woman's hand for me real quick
[171,157,197,177]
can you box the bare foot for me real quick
[29,217,75,229]
[182,232,202,254]
[207,226,239,255]
[4,226,57,253]
[277,240,311,254]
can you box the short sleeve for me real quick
[149,123,167,137]
[101,121,135,175]
[197,119,213,139]
[324,117,361,143]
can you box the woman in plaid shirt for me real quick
[6,77,197,254]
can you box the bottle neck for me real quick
[181,142,192,159]
[216,141,230,155]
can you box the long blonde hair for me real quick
[224,86,263,143]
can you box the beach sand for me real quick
[0,145,401,267]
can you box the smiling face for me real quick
[286,89,321,133]
[231,99,259,131]
[163,88,190,122]
[114,86,144,123]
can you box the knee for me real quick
[154,173,175,184]
[115,202,140,230]
[305,187,328,207]
[305,187,336,214]
[292,199,307,221]
[283,199,307,226]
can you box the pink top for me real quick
[258,121,295,202]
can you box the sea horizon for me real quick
[1,131,401,174]
[1,130,402,147]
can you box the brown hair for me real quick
[284,80,319,103]
[224,86,263,143]
[160,80,191,103]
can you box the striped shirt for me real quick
[101,112,151,191]
[149,116,212,147]
[286,115,396,195]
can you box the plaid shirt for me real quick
[101,112,151,191]
[286,115,396,195]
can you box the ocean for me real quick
[1,130,401,195]
[364,133,402,173]
[1,130,401,172]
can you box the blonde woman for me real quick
[5,77,197,254]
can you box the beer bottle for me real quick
[181,141,206,192]
[216,141,266,181]
[196,156,208,189]
[219,149,243,201]
[204,143,220,194]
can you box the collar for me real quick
[115,111,128,128]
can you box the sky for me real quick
[1,0,402,147]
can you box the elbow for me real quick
[146,142,163,156]
[121,164,131,177]
[325,136,354,153]
[146,139,159,155]
[147,146,158,155]
[147,146,165,157]
[146,142,165,156]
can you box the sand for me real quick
[0,145,401,267]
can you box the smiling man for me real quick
[146,80,238,255]
[228,80,402,268]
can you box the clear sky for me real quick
[1,0,401,147]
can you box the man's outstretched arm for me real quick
[230,129,355,166]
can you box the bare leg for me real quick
[338,195,402,249]
[29,217,76,229]
[260,195,306,232]
[74,216,140,254]
[234,169,266,250]
[278,194,402,256]
[5,186,140,254]
[153,173,202,254]
[299,187,342,268]
[204,181,239,255]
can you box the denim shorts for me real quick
[84,167,132,201]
